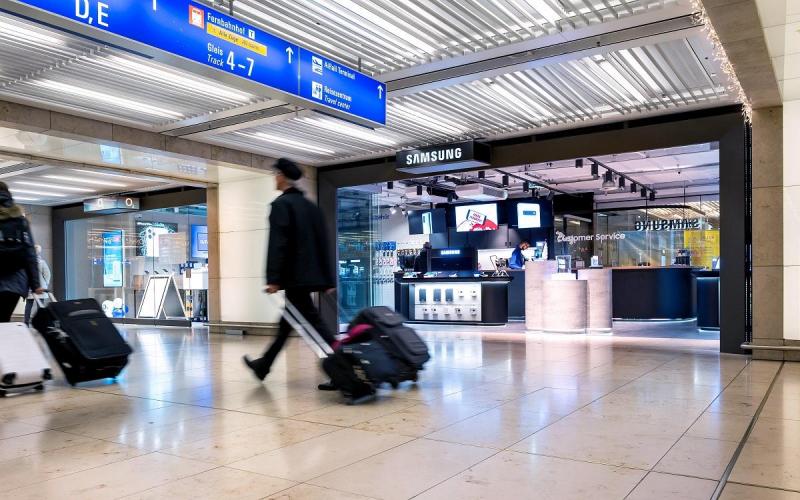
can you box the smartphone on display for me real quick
[419,289,427,302]
[433,289,442,302]
[445,289,454,302]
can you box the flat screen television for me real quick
[454,203,499,232]
[135,221,178,257]
[408,208,447,235]
[517,202,542,229]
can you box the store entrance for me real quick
[335,142,721,343]
[4,161,212,328]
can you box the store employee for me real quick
[509,241,530,269]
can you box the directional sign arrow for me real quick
[286,47,294,64]
[378,84,384,99]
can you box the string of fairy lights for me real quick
[690,0,752,122]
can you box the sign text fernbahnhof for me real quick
[12,0,386,126]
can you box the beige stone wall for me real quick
[751,107,784,359]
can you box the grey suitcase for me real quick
[0,322,52,396]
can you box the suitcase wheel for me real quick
[0,389,6,397]
[2,373,14,385]
[35,385,44,392]
[390,380,399,389]
[43,369,52,381]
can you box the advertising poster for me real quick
[191,224,209,259]
[102,230,124,288]
[455,204,499,232]
[684,230,720,269]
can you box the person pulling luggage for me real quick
[243,158,337,389]
[0,182,43,322]
[24,245,51,326]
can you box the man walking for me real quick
[243,158,337,382]
[24,245,51,326]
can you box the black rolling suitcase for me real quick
[32,298,132,386]
[350,307,430,381]
[282,299,381,405]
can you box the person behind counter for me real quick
[414,242,431,273]
[509,241,530,270]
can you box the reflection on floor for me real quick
[0,325,794,499]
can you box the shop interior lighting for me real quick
[11,188,67,197]
[241,132,335,155]
[631,182,637,193]
[525,0,564,25]
[523,182,530,193]
[12,196,40,202]
[390,206,397,215]
[619,177,626,188]
[502,175,509,187]
[649,191,656,201]
[29,80,184,120]
[103,56,252,102]
[478,171,486,179]
[14,181,95,193]
[596,58,649,104]
[590,162,599,179]
[304,117,398,147]
[387,181,394,190]
[601,171,616,190]
[416,185,423,196]
[43,175,128,188]
[641,188,647,198]
[575,159,584,168]
[618,49,662,94]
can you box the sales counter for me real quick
[395,275,512,325]
[611,266,696,320]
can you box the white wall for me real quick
[379,211,429,250]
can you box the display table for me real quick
[395,275,512,325]
[577,268,613,331]
[524,261,557,330]
[542,277,587,332]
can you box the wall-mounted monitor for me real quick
[517,203,542,229]
[408,208,447,235]
[191,225,209,260]
[454,203,498,232]
[135,221,178,257]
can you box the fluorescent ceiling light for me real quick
[43,175,128,187]
[14,181,95,193]
[303,117,397,146]
[13,196,41,202]
[71,169,162,182]
[103,56,253,102]
[29,80,184,119]
[524,0,565,25]
[0,22,63,46]
[238,132,336,155]
[11,188,66,197]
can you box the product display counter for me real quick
[395,275,512,325]
[612,266,695,320]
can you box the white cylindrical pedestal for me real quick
[577,268,613,331]
[525,261,557,331]
[542,279,587,333]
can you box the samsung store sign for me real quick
[396,141,491,174]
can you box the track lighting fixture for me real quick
[619,177,626,188]
[590,162,599,179]
[416,185,422,196]
[601,171,616,190]
[546,191,555,201]
[523,182,529,193]
[478,171,485,179]
[502,175,509,187]
[630,182,637,194]
[575,159,584,168]
[649,191,656,202]
[387,181,393,190]
[640,188,647,198]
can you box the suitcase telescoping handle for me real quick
[33,292,56,310]
[269,293,334,359]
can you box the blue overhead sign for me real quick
[9,0,386,126]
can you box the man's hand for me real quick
[324,288,336,295]
[264,284,281,294]
[34,288,45,295]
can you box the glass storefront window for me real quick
[64,204,208,323]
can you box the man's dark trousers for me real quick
[254,288,336,374]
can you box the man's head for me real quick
[35,244,42,256]
[519,241,530,250]
[273,158,303,192]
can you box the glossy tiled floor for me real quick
[1,325,797,499]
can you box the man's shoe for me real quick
[317,380,338,391]
[242,355,268,381]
